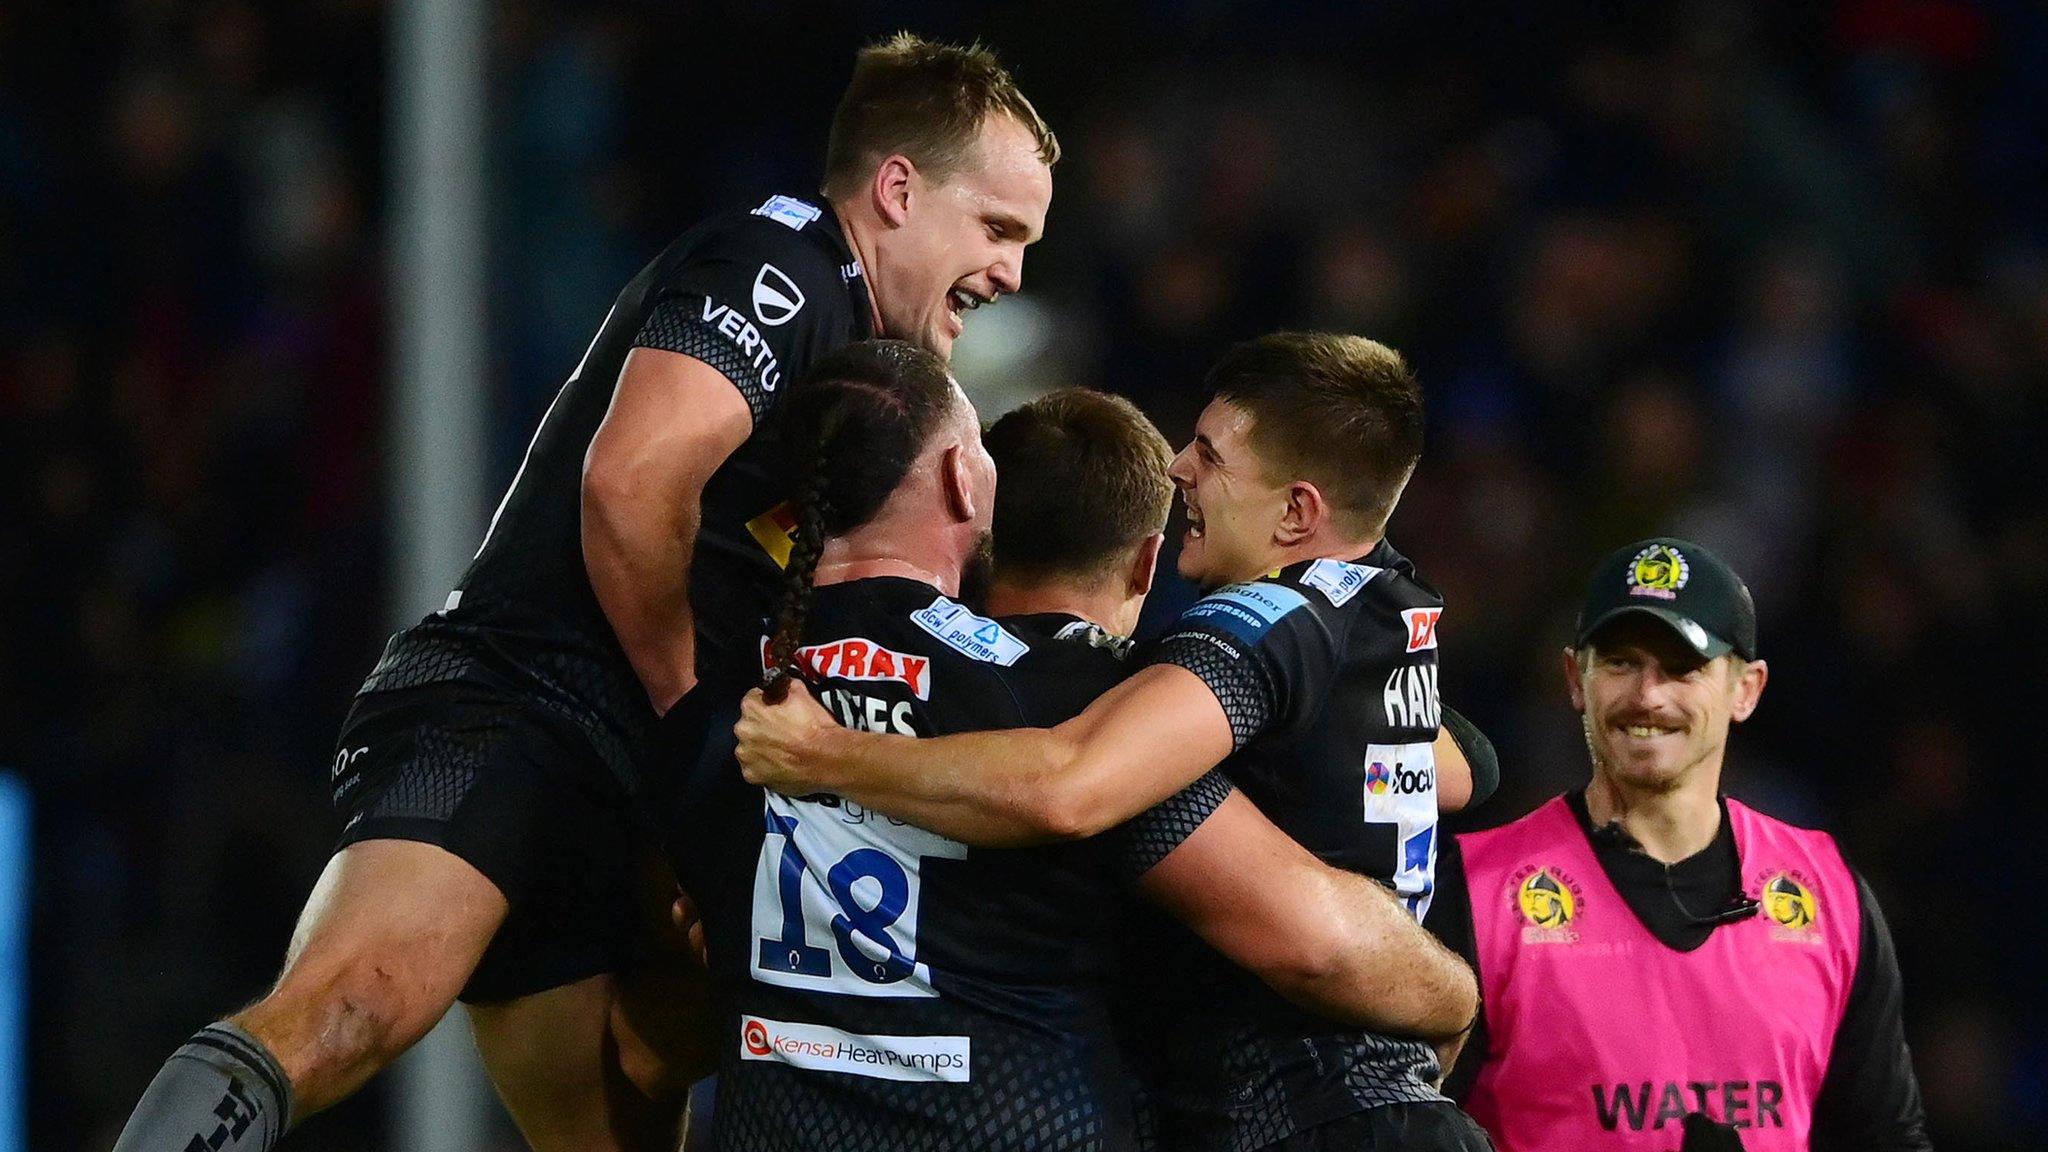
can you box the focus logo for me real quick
[743,1019,772,1057]
[1365,758,1433,796]
[1365,761,1392,795]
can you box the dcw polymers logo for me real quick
[1626,544,1690,601]
[1763,871,1821,942]
[1511,864,1584,943]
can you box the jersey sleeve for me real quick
[630,216,847,424]
[1809,868,1933,1152]
[1149,580,1337,748]
[1110,770,1237,883]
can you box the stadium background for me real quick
[4,1,2044,1148]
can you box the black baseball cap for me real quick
[1573,537,1758,661]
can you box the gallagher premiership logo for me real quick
[1511,864,1584,943]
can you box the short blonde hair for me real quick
[822,33,1058,199]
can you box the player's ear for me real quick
[872,155,916,228]
[1728,658,1768,723]
[1563,646,1589,713]
[1275,480,1328,546]
[941,443,976,523]
[1128,533,1164,597]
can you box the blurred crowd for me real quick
[3,1,2042,1148]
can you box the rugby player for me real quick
[1429,539,1931,1151]
[111,34,1056,1152]
[736,332,1494,1150]
[678,341,1475,1150]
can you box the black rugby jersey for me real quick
[676,579,1231,1152]
[360,194,873,792]
[1122,540,1451,1152]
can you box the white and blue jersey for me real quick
[675,578,1232,1152]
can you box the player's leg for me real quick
[469,960,719,1152]
[466,847,719,1152]
[110,837,507,1152]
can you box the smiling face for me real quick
[1566,615,1767,795]
[1166,398,1295,590]
[868,113,1051,360]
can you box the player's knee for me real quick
[241,953,439,1086]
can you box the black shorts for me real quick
[1268,1102,1495,1152]
[330,680,660,1004]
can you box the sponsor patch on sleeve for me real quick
[1401,606,1442,652]
[751,195,821,231]
[1177,582,1310,645]
[1301,558,1384,607]
[911,598,1030,666]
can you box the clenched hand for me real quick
[734,684,841,794]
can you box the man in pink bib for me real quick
[1428,538,1931,1151]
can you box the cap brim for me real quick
[1576,606,1733,659]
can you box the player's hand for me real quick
[735,684,839,795]
[670,888,709,969]
[1679,1112,1746,1151]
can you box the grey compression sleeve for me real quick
[111,1021,293,1152]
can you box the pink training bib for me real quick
[1459,796,1860,1152]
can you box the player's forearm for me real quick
[582,481,700,713]
[1301,870,1479,1039]
[796,722,1090,846]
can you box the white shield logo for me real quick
[753,264,805,327]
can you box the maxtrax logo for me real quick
[740,1015,970,1083]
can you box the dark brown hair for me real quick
[822,32,1058,200]
[985,389,1173,583]
[1207,332,1424,533]
[765,340,960,697]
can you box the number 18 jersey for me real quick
[677,577,1231,1152]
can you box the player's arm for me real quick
[735,661,1235,846]
[582,348,752,713]
[1137,788,1478,1040]
[1809,870,1933,1152]
[1435,705,1500,814]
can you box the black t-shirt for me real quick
[358,195,874,793]
[1429,792,1933,1151]
[673,579,1233,1152]
[1118,542,1452,1152]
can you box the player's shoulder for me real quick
[1005,614,1134,666]
[1284,541,1443,656]
[659,194,857,291]
[1454,794,1576,871]
[1724,795,1853,865]
[998,614,1131,721]
[1285,541,1439,612]
[1169,573,1324,650]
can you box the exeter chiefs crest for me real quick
[1763,871,1821,941]
[1626,544,1690,601]
[1510,864,1584,943]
